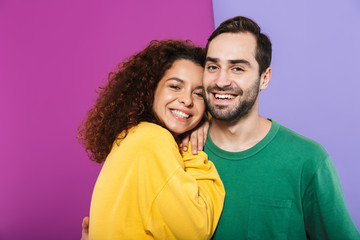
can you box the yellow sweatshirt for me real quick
[89,122,225,240]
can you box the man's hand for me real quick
[181,119,209,154]
[81,216,89,240]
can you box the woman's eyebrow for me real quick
[166,77,184,83]
[167,78,203,90]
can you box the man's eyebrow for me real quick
[206,57,252,67]
[205,57,218,63]
[229,59,251,67]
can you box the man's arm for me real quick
[81,217,89,240]
[303,156,359,239]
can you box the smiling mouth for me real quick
[171,109,191,119]
[214,93,236,100]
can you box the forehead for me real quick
[207,32,257,64]
[163,59,203,84]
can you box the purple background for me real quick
[1,0,359,238]
[0,1,214,239]
[213,0,360,230]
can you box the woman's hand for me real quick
[181,119,209,154]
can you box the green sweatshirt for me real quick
[206,120,359,240]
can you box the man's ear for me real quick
[260,67,271,91]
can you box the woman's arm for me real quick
[181,118,210,154]
[88,123,224,239]
[141,127,224,239]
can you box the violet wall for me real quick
[0,1,214,239]
[212,0,360,229]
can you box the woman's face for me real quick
[153,59,205,136]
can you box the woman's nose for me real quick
[178,92,193,107]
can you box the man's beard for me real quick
[205,79,260,121]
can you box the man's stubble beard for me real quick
[205,78,260,121]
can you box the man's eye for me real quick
[233,67,243,72]
[207,65,218,71]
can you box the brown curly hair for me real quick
[78,40,205,163]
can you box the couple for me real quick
[79,16,359,239]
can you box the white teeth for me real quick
[215,94,235,99]
[171,110,190,119]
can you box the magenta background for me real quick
[0,1,214,239]
[212,0,360,230]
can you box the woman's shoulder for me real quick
[127,122,176,146]
[119,123,181,164]
[134,122,171,136]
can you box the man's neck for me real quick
[209,113,272,152]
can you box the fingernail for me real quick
[192,150,197,154]
[183,147,187,151]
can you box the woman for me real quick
[78,40,225,239]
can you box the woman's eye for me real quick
[170,85,180,90]
[194,92,204,98]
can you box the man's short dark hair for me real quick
[206,16,272,75]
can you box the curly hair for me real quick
[78,40,205,163]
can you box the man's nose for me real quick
[215,70,231,88]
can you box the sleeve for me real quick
[141,133,225,240]
[302,156,360,239]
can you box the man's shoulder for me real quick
[275,122,328,156]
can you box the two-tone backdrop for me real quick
[1,0,359,238]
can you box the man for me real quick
[82,16,359,239]
[201,16,359,239]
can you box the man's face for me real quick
[203,32,265,121]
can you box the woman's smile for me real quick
[153,59,205,135]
